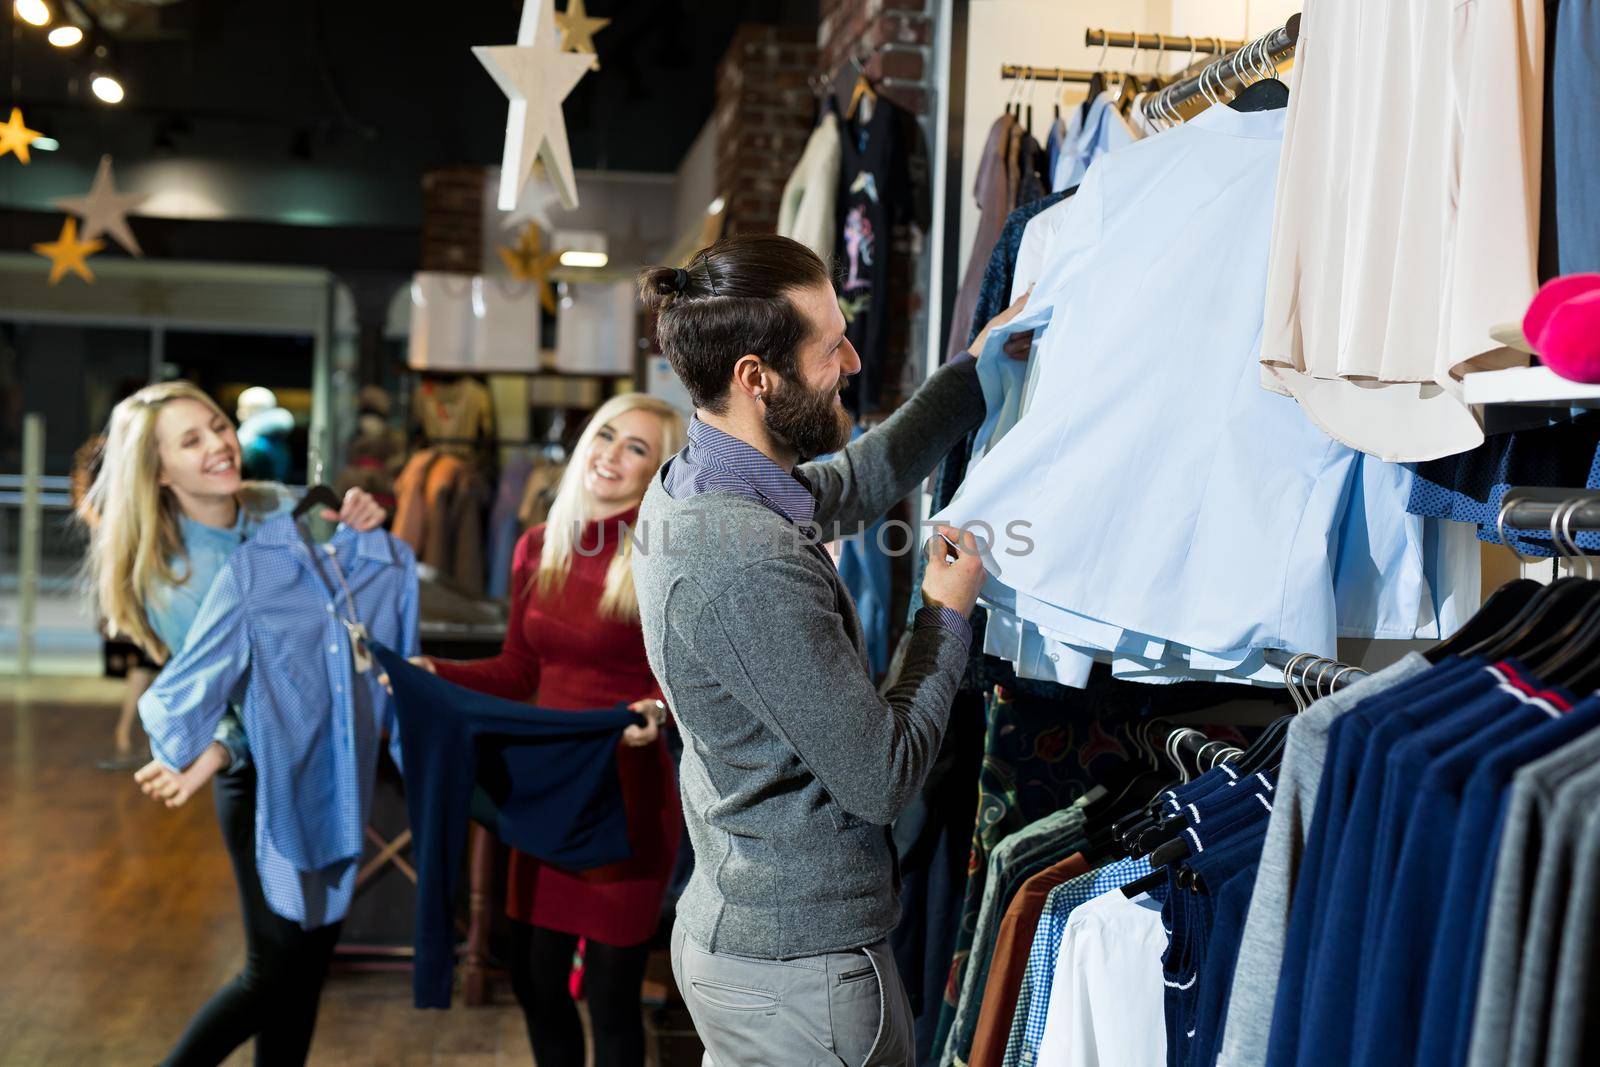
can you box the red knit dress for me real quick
[432,506,681,947]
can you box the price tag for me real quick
[343,619,373,674]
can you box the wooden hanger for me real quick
[846,73,877,120]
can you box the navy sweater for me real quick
[375,645,641,1008]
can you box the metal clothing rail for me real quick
[1143,13,1301,124]
[1264,486,1600,694]
[999,64,1100,83]
[1500,488,1600,536]
[1263,648,1367,693]
[1084,29,1245,54]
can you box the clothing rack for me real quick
[1084,29,1245,54]
[809,41,924,96]
[1262,648,1368,693]
[1500,487,1600,538]
[1142,13,1301,123]
[998,64,1099,84]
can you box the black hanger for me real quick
[1469,578,1599,661]
[1228,77,1289,112]
[1231,714,1294,778]
[1516,582,1600,670]
[1424,578,1542,663]
[1522,579,1600,683]
[1548,604,1600,690]
[1078,758,1153,824]
[293,484,343,520]
[1099,725,1210,857]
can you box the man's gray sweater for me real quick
[633,357,986,960]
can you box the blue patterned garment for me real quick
[1005,855,1154,1067]
[1406,412,1600,555]
[139,517,419,927]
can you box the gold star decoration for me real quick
[497,223,565,313]
[474,0,595,212]
[0,106,43,164]
[554,0,609,70]
[33,216,104,285]
[54,155,149,257]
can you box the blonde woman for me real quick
[414,393,686,1067]
[81,380,385,1066]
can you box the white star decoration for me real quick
[54,155,148,257]
[474,0,594,213]
[500,160,568,232]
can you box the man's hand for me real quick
[322,487,387,532]
[920,525,986,618]
[622,698,669,748]
[969,288,1034,360]
[133,742,228,809]
[1000,330,1034,360]
[409,656,437,674]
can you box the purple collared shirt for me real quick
[662,416,971,647]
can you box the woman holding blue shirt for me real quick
[81,380,385,1066]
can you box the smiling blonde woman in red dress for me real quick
[415,392,686,1067]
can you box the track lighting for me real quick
[48,25,82,47]
[15,0,49,27]
[91,74,124,104]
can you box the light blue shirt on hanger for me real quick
[938,104,1426,685]
[140,517,419,927]
[145,484,294,769]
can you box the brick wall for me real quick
[713,26,819,236]
[818,0,934,117]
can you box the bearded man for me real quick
[633,234,1023,1066]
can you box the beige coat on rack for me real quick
[778,111,843,263]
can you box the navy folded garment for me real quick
[374,645,642,1008]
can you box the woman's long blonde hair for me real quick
[80,380,276,663]
[536,393,685,620]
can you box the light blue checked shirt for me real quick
[139,517,419,928]
[146,483,295,771]
[1004,854,1154,1067]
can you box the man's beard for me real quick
[763,371,854,461]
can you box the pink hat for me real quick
[1523,273,1600,384]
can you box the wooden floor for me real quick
[0,686,662,1066]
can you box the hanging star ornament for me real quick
[33,217,104,285]
[554,0,609,70]
[497,223,564,313]
[54,155,149,257]
[474,0,594,213]
[0,106,43,164]
[501,159,567,232]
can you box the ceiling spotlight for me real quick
[48,25,82,47]
[91,74,125,104]
[707,197,726,215]
[33,136,59,151]
[15,0,50,27]
[558,250,609,269]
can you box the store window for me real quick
[0,320,153,476]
